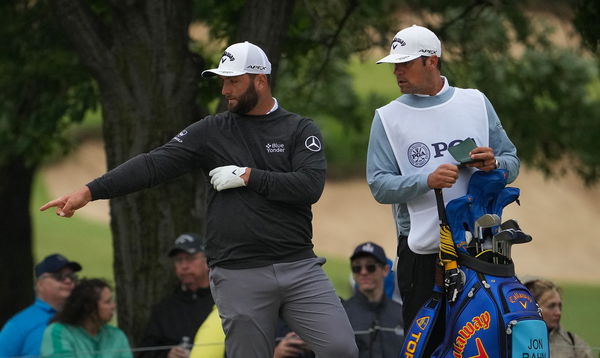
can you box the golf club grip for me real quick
[434,188,448,224]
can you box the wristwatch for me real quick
[494,159,499,169]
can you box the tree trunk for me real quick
[217,0,295,111]
[0,159,35,327]
[235,0,295,89]
[52,0,205,344]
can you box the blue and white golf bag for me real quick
[400,170,549,358]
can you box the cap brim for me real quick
[168,248,185,257]
[350,252,386,265]
[376,54,421,64]
[67,262,82,272]
[201,69,247,78]
[168,248,202,257]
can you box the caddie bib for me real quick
[377,88,489,254]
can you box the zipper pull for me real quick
[506,320,518,335]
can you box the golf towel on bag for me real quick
[398,170,549,358]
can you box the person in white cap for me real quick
[366,24,520,343]
[40,41,358,358]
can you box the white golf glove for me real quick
[209,165,248,191]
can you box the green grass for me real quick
[321,254,353,299]
[558,282,600,351]
[31,174,114,283]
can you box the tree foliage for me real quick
[0,0,95,325]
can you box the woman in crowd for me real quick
[41,278,132,357]
[525,279,593,358]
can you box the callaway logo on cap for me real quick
[377,25,441,64]
[202,41,272,78]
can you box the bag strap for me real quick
[567,331,576,345]
[457,253,515,277]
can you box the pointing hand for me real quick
[39,186,92,218]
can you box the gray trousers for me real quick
[209,257,358,358]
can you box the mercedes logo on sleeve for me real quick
[304,136,322,152]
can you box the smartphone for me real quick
[448,137,479,166]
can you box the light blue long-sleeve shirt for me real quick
[366,82,519,238]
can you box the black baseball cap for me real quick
[35,254,82,278]
[168,233,206,257]
[350,242,387,265]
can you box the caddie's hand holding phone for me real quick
[449,138,497,171]
[448,137,479,167]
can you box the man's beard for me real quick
[229,81,259,114]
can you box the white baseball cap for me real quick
[376,25,441,64]
[202,41,272,78]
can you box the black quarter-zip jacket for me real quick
[87,108,326,269]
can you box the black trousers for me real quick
[396,235,444,356]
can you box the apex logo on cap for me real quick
[246,65,267,71]
[419,48,437,55]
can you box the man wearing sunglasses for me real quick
[0,253,81,358]
[342,242,404,358]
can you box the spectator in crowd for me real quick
[41,278,132,358]
[525,279,593,358]
[350,257,400,303]
[343,242,404,358]
[0,254,81,358]
[138,233,215,358]
[189,305,225,358]
[273,319,314,358]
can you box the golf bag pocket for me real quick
[431,263,548,358]
[497,281,549,358]
[509,320,549,358]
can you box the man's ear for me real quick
[254,74,269,91]
[428,55,439,69]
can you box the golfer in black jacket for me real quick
[41,41,357,358]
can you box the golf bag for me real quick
[399,170,549,358]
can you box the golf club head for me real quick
[511,230,533,244]
[475,214,502,252]
[473,214,502,239]
[492,229,516,260]
[500,219,521,231]
[492,229,517,243]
